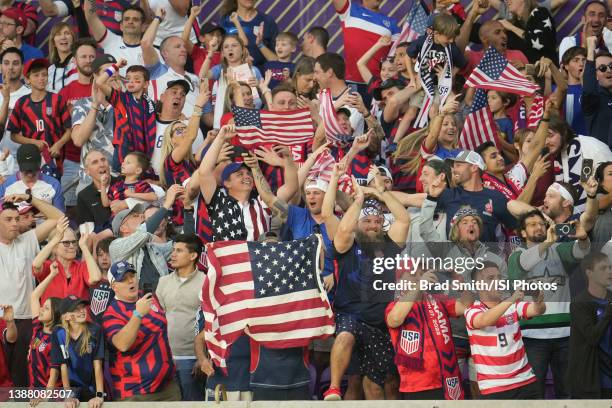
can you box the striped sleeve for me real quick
[465,304,486,330]
[516,301,531,320]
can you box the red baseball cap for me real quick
[23,58,49,76]
[0,7,27,27]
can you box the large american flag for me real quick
[389,0,429,56]
[308,149,353,193]
[319,89,351,146]
[465,46,539,96]
[232,106,314,147]
[459,47,537,151]
[201,235,335,370]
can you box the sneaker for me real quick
[323,386,342,401]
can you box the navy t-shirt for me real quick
[435,186,518,243]
[263,61,295,89]
[220,12,279,69]
[407,35,467,70]
[50,324,105,397]
[286,205,333,276]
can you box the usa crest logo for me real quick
[400,330,420,355]
[445,376,461,400]
[90,289,110,315]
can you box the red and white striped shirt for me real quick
[465,301,536,395]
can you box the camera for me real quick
[555,223,575,237]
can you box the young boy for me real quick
[8,58,72,166]
[95,59,156,175]
[260,32,298,89]
[102,151,157,213]
[89,237,115,324]
[465,262,546,399]
[182,6,224,75]
[560,46,587,135]
[567,252,612,398]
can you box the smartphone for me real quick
[555,223,576,237]
[348,83,359,95]
[143,283,153,295]
[540,147,549,157]
[581,159,594,182]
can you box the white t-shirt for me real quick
[151,119,205,176]
[98,30,145,77]
[0,229,40,319]
[147,0,197,47]
[0,84,32,172]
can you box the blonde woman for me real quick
[51,295,104,407]
[47,22,77,93]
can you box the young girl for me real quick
[29,263,62,406]
[52,296,104,407]
[487,90,517,143]
[200,35,262,128]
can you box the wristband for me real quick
[426,194,439,202]
[154,15,162,22]
[104,64,118,78]
[257,43,265,49]
[363,112,371,119]
[133,310,143,319]
[587,193,597,199]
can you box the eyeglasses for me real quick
[596,63,612,73]
[59,240,78,247]
[0,21,16,27]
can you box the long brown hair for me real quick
[48,22,75,64]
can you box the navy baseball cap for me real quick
[221,162,249,184]
[108,261,136,284]
[59,295,89,315]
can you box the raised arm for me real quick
[383,83,420,124]
[580,177,599,232]
[30,262,60,318]
[140,7,165,67]
[111,294,153,352]
[229,12,250,46]
[332,175,362,254]
[331,0,348,11]
[72,85,105,148]
[298,143,330,188]
[456,0,489,52]
[79,233,102,286]
[82,0,107,42]
[32,217,68,275]
[0,84,10,129]
[182,6,201,54]
[171,82,211,163]
[244,153,290,225]
[198,125,235,203]
[369,166,411,243]
[470,291,523,329]
[520,100,552,172]
[95,59,127,97]
[320,162,345,240]
[357,36,391,84]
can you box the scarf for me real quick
[393,294,464,400]
[414,35,453,128]
[482,172,521,200]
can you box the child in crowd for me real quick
[95,61,157,174]
[103,151,157,213]
[88,238,115,325]
[487,90,517,143]
[465,262,546,399]
[560,46,587,135]
[261,31,299,88]
[200,34,263,128]
[51,296,104,405]
[182,5,224,76]
[28,263,61,393]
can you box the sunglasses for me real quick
[596,63,612,73]
[59,240,78,248]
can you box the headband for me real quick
[549,182,574,205]
[304,178,329,192]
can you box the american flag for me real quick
[232,106,314,147]
[458,88,500,151]
[459,47,537,150]
[308,149,353,193]
[465,46,538,96]
[201,235,335,370]
[319,89,351,145]
[389,0,429,56]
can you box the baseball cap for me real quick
[1,7,27,27]
[221,162,249,184]
[111,203,145,236]
[447,150,486,171]
[166,79,191,94]
[23,58,49,77]
[91,54,117,73]
[200,21,225,35]
[367,165,393,185]
[59,295,89,315]
[16,201,34,215]
[373,78,406,101]
[16,144,41,172]
[108,261,136,284]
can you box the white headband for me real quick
[304,178,329,192]
[549,182,574,205]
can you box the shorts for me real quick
[335,313,394,387]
